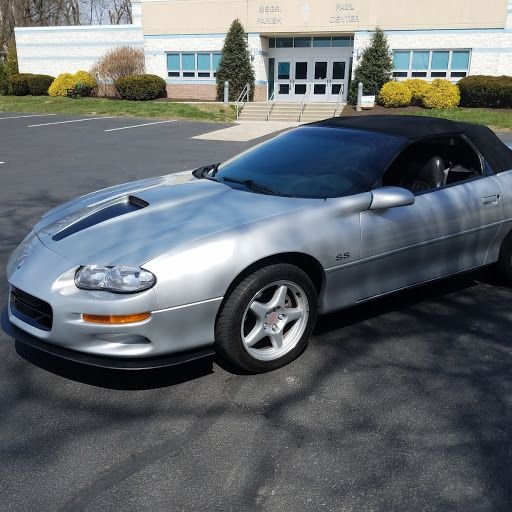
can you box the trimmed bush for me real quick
[378,81,413,107]
[10,74,30,95]
[422,79,460,109]
[114,74,166,100]
[26,74,55,95]
[403,78,431,105]
[458,75,512,108]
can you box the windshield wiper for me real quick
[221,176,280,196]
[192,163,220,180]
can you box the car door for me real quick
[357,144,503,300]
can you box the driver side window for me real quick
[381,135,484,194]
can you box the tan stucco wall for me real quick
[141,0,508,35]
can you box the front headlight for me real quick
[75,265,156,293]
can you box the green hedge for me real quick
[458,75,512,108]
[10,74,30,95]
[9,73,55,96]
[27,74,55,95]
[114,74,167,101]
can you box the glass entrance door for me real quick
[312,60,329,101]
[293,60,309,101]
[275,59,309,102]
[330,60,346,102]
[311,59,347,102]
[275,60,291,100]
[275,58,348,102]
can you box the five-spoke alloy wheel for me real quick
[215,264,318,373]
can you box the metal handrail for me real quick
[265,88,276,121]
[298,84,312,122]
[235,83,250,120]
[334,83,345,117]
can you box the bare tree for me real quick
[108,0,131,24]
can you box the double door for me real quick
[275,58,347,102]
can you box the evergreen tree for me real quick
[348,28,392,104]
[216,19,255,101]
[6,40,19,77]
[1,40,19,95]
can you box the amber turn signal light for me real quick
[82,312,150,324]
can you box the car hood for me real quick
[34,174,315,266]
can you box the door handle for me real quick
[482,194,500,205]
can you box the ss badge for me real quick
[336,252,350,261]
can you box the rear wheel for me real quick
[215,264,317,373]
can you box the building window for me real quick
[269,36,353,49]
[166,52,222,79]
[392,49,470,80]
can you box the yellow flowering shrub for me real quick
[48,71,97,96]
[378,81,413,107]
[73,70,97,89]
[48,73,75,96]
[422,79,460,109]
[403,78,431,104]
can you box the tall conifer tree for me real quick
[216,19,255,101]
[348,28,392,103]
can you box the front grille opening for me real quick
[10,287,53,331]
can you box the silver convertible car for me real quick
[3,116,512,373]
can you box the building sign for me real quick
[330,3,360,23]
[361,95,376,108]
[257,4,283,24]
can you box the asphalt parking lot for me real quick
[1,113,512,512]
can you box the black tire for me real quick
[215,263,318,373]
[497,231,512,281]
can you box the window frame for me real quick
[392,49,471,81]
[166,51,222,80]
[268,35,353,49]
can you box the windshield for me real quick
[215,126,406,198]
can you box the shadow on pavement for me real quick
[15,341,214,390]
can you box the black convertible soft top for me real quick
[314,115,512,174]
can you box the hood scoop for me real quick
[52,195,148,241]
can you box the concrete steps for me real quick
[269,103,301,122]
[237,103,268,121]
[237,102,346,122]
[300,103,345,122]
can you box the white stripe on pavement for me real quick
[104,120,177,132]
[28,116,115,127]
[0,114,57,120]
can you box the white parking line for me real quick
[28,116,115,128]
[104,120,176,132]
[0,114,57,120]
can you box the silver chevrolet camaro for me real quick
[3,116,512,373]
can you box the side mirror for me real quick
[369,186,415,210]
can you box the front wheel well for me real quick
[221,253,325,304]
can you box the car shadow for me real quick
[13,266,500,389]
[15,341,214,390]
[314,266,493,334]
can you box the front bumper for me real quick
[1,306,215,370]
[6,233,223,359]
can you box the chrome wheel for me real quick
[241,280,309,362]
